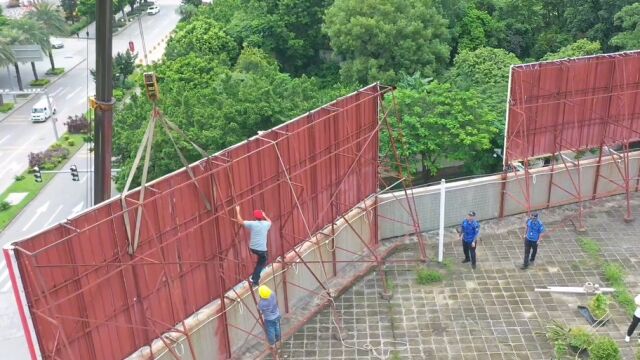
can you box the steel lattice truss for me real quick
[501,51,640,225]
[4,84,425,360]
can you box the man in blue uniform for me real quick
[459,211,480,269]
[521,212,545,270]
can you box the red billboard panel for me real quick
[505,51,640,162]
[11,84,388,359]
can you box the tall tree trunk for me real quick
[0,95,4,106]
[14,63,23,91]
[31,62,39,81]
[48,49,56,71]
[421,152,428,178]
[122,8,128,22]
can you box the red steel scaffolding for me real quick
[4,83,425,360]
[500,51,640,227]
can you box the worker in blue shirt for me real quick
[521,212,545,270]
[459,211,480,269]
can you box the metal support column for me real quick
[94,0,114,204]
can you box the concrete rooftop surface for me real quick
[274,194,640,359]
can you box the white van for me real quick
[30,96,56,123]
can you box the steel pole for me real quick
[94,0,114,204]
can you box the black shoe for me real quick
[521,264,528,270]
[529,259,535,265]
[462,259,470,263]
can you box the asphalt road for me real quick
[0,0,180,195]
[0,2,180,358]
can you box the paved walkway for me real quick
[277,194,640,359]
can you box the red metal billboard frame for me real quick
[7,84,425,360]
[501,51,640,224]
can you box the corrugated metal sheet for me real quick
[505,51,640,162]
[12,84,388,360]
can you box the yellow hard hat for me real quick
[258,285,272,299]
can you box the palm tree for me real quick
[0,27,28,91]
[26,2,69,71]
[0,38,17,105]
[8,19,49,81]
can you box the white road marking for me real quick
[0,135,37,171]
[21,201,50,232]
[49,88,63,97]
[79,175,87,184]
[65,87,81,100]
[0,134,12,145]
[0,268,8,283]
[43,205,63,228]
[71,201,84,216]
[0,161,21,179]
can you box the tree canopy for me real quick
[324,0,450,84]
[609,3,640,50]
[110,0,639,185]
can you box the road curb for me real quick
[0,58,88,123]
[113,13,145,37]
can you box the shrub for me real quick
[568,327,593,350]
[603,263,624,285]
[588,293,609,320]
[577,237,600,260]
[545,321,570,358]
[29,79,50,87]
[28,147,70,168]
[68,17,92,37]
[14,175,25,182]
[65,114,90,134]
[67,139,75,147]
[113,88,125,101]
[614,288,636,316]
[0,103,15,113]
[63,134,70,141]
[45,68,65,76]
[589,336,621,360]
[416,268,443,285]
[0,200,10,211]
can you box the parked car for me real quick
[51,39,64,49]
[147,5,159,15]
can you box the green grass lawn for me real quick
[0,133,86,231]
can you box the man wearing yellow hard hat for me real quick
[258,285,281,350]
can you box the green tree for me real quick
[494,0,544,59]
[113,50,137,87]
[324,0,450,85]
[59,0,78,23]
[564,0,636,51]
[385,79,498,177]
[609,3,640,50]
[182,0,202,6]
[26,2,68,71]
[456,7,505,51]
[447,47,521,174]
[8,19,49,81]
[113,48,349,189]
[165,17,239,64]
[77,0,96,20]
[542,39,602,60]
[0,27,28,90]
[0,34,15,105]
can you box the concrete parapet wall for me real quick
[126,199,378,360]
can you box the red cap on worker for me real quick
[253,210,264,220]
